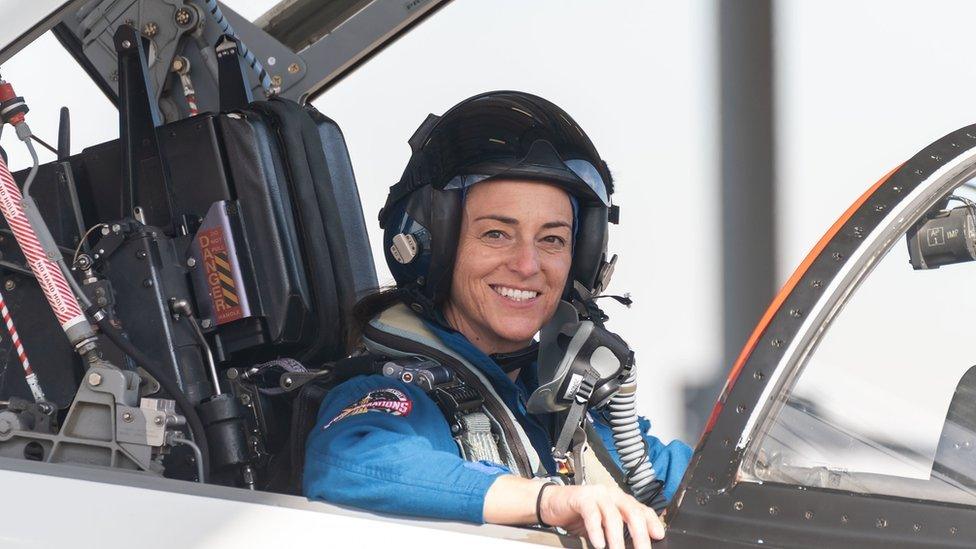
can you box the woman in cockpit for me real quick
[304,91,691,549]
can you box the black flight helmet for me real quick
[380,91,618,318]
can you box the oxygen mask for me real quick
[527,300,634,471]
[527,300,634,416]
[527,299,663,507]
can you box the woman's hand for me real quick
[483,475,665,549]
[540,484,664,549]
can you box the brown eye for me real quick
[483,230,508,241]
[541,235,567,247]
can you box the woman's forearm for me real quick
[483,476,666,548]
[482,474,545,525]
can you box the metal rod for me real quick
[59,161,89,256]
[0,287,45,401]
[188,315,221,396]
[21,130,39,198]
[0,127,94,347]
[171,435,205,482]
[170,299,221,396]
[29,134,58,156]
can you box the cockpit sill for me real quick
[0,455,577,547]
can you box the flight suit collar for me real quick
[365,303,552,475]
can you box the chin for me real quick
[488,318,543,346]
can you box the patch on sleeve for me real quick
[324,388,413,429]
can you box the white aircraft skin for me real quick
[0,457,569,548]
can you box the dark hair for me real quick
[347,286,406,350]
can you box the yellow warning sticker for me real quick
[198,228,243,324]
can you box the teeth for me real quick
[492,286,538,302]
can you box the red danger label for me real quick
[198,227,243,324]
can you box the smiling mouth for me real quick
[491,285,540,302]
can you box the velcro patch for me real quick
[324,388,413,429]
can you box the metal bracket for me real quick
[278,369,330,392]
[114,24,175,231]
[265,0,450,101]
[0,364,167,473]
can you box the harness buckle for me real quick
[431,383,483,433]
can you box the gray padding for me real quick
[306,107,377,301]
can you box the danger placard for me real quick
[198,227,243,324]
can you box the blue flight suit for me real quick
[304,320,692,523]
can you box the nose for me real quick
[507,239,541,277]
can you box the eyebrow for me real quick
[542,221,572,230]
[474,215,519,225]
[474,215,572,230]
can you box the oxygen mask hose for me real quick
[607,369,666,511]
[531,300,666,508]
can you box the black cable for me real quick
[94,314,211,481]
[625,437,649,482]
[592,293,633,308]
[29,135,58,156]
[950,195,976,221]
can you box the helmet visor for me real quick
[441,139,610,206]
[414,93,613,206]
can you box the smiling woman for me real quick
[444,180,574,355]
[304,91,691,549]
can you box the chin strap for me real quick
[490,341,539,374]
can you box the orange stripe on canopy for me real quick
[702,164,902,436]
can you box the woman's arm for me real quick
[304,375,508,522]
[484,475,665,549]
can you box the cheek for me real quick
[545,253,573,290]
[538,253,573,311]
[451,243,495,300]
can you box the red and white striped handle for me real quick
[0,288,44,401]
[0,154,85,332]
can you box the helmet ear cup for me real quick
[571,205,610,293]
[385,185,463,309]
[424,187,463,305]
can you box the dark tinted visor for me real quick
[414,93,612,206]
[442,140,610,205]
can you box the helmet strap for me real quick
[400,284,448,326]
[490,340,539,374]
[568,281,609,326]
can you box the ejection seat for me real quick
[214,98,378,364]
[215,98,380,491]
[2,95,376,397]
[0,96,377,490]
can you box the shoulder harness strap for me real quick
[362,303,545,477]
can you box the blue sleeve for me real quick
[590,414,692,503]
[303,374,509,523]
